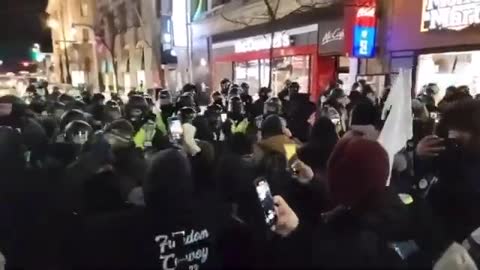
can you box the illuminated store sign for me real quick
[321,28,344,45]
[353,6,377,58]
[421,0,480,32]
[234,34,291,53]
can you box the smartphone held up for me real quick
[254,177,277,228]
[168,117,184,142]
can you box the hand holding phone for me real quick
[415,135,445,158]
[254,178,277,227]
[290,160,314,184]
[272,196,299,237]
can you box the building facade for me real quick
[383,0,480,98]
[189,0,384,102]
[95,0,166,93]
[46,0,99,90]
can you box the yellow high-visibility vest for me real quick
[231,118,249,134]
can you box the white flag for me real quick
[378,69,413,185]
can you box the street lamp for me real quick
[0,60,3,66]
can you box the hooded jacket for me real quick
[69,149,225,269]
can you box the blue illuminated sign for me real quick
[353,26,376,58]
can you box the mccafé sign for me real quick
[421,0,480,31]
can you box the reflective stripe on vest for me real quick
[231,118,249,134]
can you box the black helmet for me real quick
[212,91,222,101]
[48,101,66,118]
[228,87,240,98]
[228,96,243,114]
[206,104,223,115]
[220,79,231,95]
[289,82,300,94]
[92,93,106,105]
[182,83,197,94]
[29,96,46,114]
[72,100,87,111]
[177,92,196,108]
[221,78,231,85]
[258,87,272,100]
[59,94,75,105]
[51,101,66,111]
[81,91,92,104]
[105,100,119,108]
[0,95,28,127]
[264,97,283,115]
[110,93,124,105]
[65,120,93,145]
[159,90,172,105]
[25,85,37,94]
[105,100,122,119]
[104,119,134,148]
[126,95,148,111]
[60,109,87,131]
[145,95,154,108]
[179,107,196,123]
[159,90,171,100]
[125,95,148,122]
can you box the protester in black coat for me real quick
[417,100,480,245]
[272,137,410,268]
[251,87,271,118]
[69,149,226,269]
[298,116,338,175]
[0,127,63,269]
[286,93,316,142]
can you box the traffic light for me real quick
[31,44,45,62]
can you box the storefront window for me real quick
[417,51,480,98]
[234,62,247,80]
[71,71,85,87]
[271,56,310,94]
[246,60,260,94]
[234,60,260,95]
[290,56,310,93]
[234,56,311,96]
[260,59,271,89]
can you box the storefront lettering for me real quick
[321,28,345,45]
[234,34,291,53]
[422,0,480,31]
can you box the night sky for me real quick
[0,0,52,72]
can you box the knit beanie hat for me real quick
[327,136,389,210]
[261,115,284,139]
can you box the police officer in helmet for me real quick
[223,96,250,139]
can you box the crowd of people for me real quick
[0,78,480,269]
